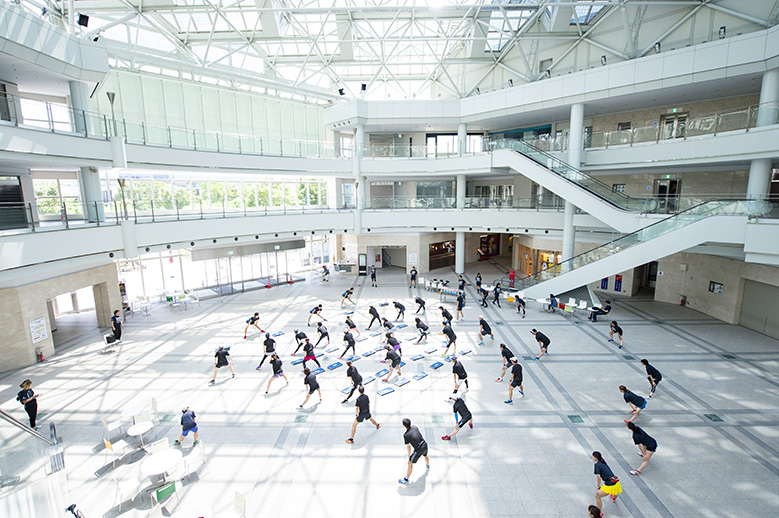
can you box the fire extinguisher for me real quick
[35,347,45,362]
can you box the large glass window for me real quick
[33,179,61,216]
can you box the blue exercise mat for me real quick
[356,336,368,342]
[377,387,395,396]
[413,372,428,380]
[363,375,376,385]
[341,386,352,394]
[376,368,389,377]
[411,354,424,361]
[430,362,443,370]
[374,346,385,352]
[271,332,285,337]
[347,355,360,362]
[312,368,325,375]
[326,346,339,353]
[406,337,418,342]
[459,349,472,355]
[379,302,389,306]
[370,332,381,337]
[424,347,438,354]
[344,311,354,315]
[399,361,406,368]
[395,378,410,387]
[396,323,408,328]
[328,362,343,370]
[315,353,324,358]
[362,350,376,357]
[291,358,304,365]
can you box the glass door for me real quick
[661,113,688,139]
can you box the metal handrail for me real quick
[0,408,55,446]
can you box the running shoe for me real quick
[346,438,354,444]
[518,390,524,396]
[637,452,644,457]
[478,341,484,346]
[193,440,200,446]
[504,400,513,404]
[468,422,473,429]
[495,378,503,382]
[618,345,623,349]
[244,335,247,339]
[624,419,631,424]
[607,339,614,342]
[398,478,409,484]
[533,357,539,361]
[630,470,641,476]
[376,423,381,429]
[441,435,451,440]
[610,495,617,503]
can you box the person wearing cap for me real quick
[505,357,524,404]
[174,406,199,446]
[256,332,276,370]
[531,329,550,360]
[210,346,235,385]
[477,316,494,345]
[495,343,515,382]
[340,329,357,359]
[442,396,473,440]
[451,356,468,395]
[382,345,402,382]
[244,312,264,339]
[16,379,40,430]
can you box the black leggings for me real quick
[113,327,122,340]
[367,315,380,329]
[397,310,405,320]
[416,304,425,313]
[293,341,305,354]
[345,383,361,401]
[258,352,273,367]
[25,400,37,428]
[416,331,429,343]
[302,357,321,369]
[315,333,329,346]
[342,343,355,357]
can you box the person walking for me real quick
[479,286,489,308]
[531,329,550,360]
[442,396,473,440]
[492,282,502,307]
[589,300,612,322]
[495,344,515,382]
[457,275,466,292]
[292,329,308,355]
[366,305,381,330]
[256,332,276,370]
[415,296,426,313]
[299,368,322,408]
[451,356,469,394]
[441,321,457,357]
[393,301,406,321]
[209,346,235,385]
[341,287,356,307]
[243,312,264,339]
[609,321,624,348]
[439,306,453,326]
[345,316,360,337]
[477,316,494,345]
[17,379,39,430]
[342,360,363,403]
[111,309,123,343]
[308,304,326,326]
[398,418,430,484]
[265,354,288,393]
[409,266,418,288]
[593,451,622,508]
[370,265,378,287]
[340,330,357,359]
[302,339,322,370]
[382,345,402,382]
[505,357,524,404]
[515,295,526,318]
[641,359,662,398]
[627,422,657,475]
[620,385,647,423]
[455,292,465,322]
[346,386,381,443]
[415,318,430,344]
[173,407,199,446]
[314,322,330,347]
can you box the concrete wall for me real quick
[0,263,121,372]
[593,170,750,198]
[655,252,779,325]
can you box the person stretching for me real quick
[415,318,430,344]
[314,322,330,347]
[515,295,526,318]
[415,296,426,313]
[265,354,288,393]
[479,286,489,308]
[398,418,429,484]
[609,321,624,348]
[495,344,514,382]
[346,386,381,443]
[442,396,473,440]
[345,316,360,337]
[441,322,457,357]
[292,329,307,355]
[342,361,363,403]
[340,330,357,359]
[627,421,657,475]
[341,287,356,307]
[308,304,326,326]
[505,357,524,404]
[477,316,494,345]
[366,305,381,330]
[300,368,322,408]
[641,359,662,398]
[593,451,622,508]
[244,312,264,339]
[451,356,468,394]
[393,301,406,321]
[620,385,646,423]
[302,339,321,370]
[439,306,453,326]
[531,329,550,360]
[382,346,402,382]
[256,333,276,370]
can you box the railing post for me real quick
[167,127,173,148]
[122,118,127,140]
[216,133,221,152]
[142,122,147,145]
[62,203,69,229]
[95,202,100,226]
[46,102,55,132]
[28,203,36,232]
[151,200,155,222]
[103,115,109,139]
[200,200,203,220]
[114,200,120,224]
[176,200,180,221]
[133,201,138,223]
[713,114,719,136]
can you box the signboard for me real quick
[30,317,48,344]
[358,253,367,276]
[408,253,417,266]
[600,278,608,290]
[614,274,623,292]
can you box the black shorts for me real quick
[540,344,549,350]
[356,412,372,423]
[308,386,319,395]
[409,445,428,464]
[216,361,229,368]
[457,375,467,381]
[511,376,523,387]
[391,359,400,368]
[457,415,472,428]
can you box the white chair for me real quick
[151,481,179,512]
[145,506,164,518]
[184,440,210,478]
[187,291,201,308]
[113,475,142,512]
[101,416,125,438]
[577,300,589,311]
[133,412,155,430]
[104,438,133,467]
[149,398,160,423]
[145,438,169,454]
[231,491,246,517]
[568,297,577,306]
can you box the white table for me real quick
[141,449,183,483]
[169,505,213,518]
[127,421,154,446]
[121,404,146,420]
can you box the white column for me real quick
[562,103,584,261]
[457,123,467,155]
[456,174,466,210]
[747,70,779,199]
[68,81,92,135]
[455,231,465,274]
[353,124,365,232]
[78,166,104,222]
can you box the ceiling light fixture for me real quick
[654,42,661,54]
[601,55,607,66]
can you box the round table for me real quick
[141,449,183,483]
[121,404,146,420]
[127,421,154,446]
[169,505,213,518]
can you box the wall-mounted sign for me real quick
[601,278,608,290]
[408,253,417,266]
[708,281,724,295]
[29,317,48,344]
[614,274,623,292]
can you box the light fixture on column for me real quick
[508,79,513,87]
[545,69,551,78]
[106,91,119,136]
[600,55,607,66]
[360,83,367,91]
[475,87,480,94]
[338,88,345,96]
[719,26,726,39]
[78,13,89,27]
[654,42,661,54]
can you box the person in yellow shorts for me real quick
[593,451,622,509]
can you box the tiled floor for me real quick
[2,262,779,518]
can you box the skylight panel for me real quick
[570,1,605,25]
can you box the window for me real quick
[612,184,626,194]
[617,122,632,131]
[570,1,606,25]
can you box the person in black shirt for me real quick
[17,379,39,429]
[174,407,199,446]
[492,283,502,307]
[475,273,482,288]
[439,306,453,325]
[589,300,611,322]
[457,275,466,292]
[341,287,356,307]
[340,330,357,359]
[477,316,494,345]
[455,293,465,322]
[382,346,402,382]
[415,318,429,344]
[479,286,489,307]
[399,418,429,484]
[256,333,276,370]
[299,368,322,408]
[380,317,395,344]
[409,266,418,288]
[505,357,524,404]
[387,335,402,357]
[515,295,526,317]
[415,296,426,313]
[442,396,473,440]
[495,344,514,382]
[531,329,550,360]
[451,356,469,394]
[244,312,264,339]
[292,329,308,355]
[366,305,381,330]
[609,321,624,348]
[307,304,326,326]
[641,359,662,398]
[393,301,406,321]
[302,339,321,370]
[441,322,457,357]
[315,322,330,347]
[111,309,123,343]
[593,451,622,508]
[346,386,380,443]
[265,354,288,394]
[626,422,657,475]
[620,385,647,423]
[209,346,234,385]
[345,316,360,337]
[342,361,363,403]
[370,265,377,287]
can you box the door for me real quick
[739,280,779,339]
[661,113,688,139]
[654,179,681,213]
